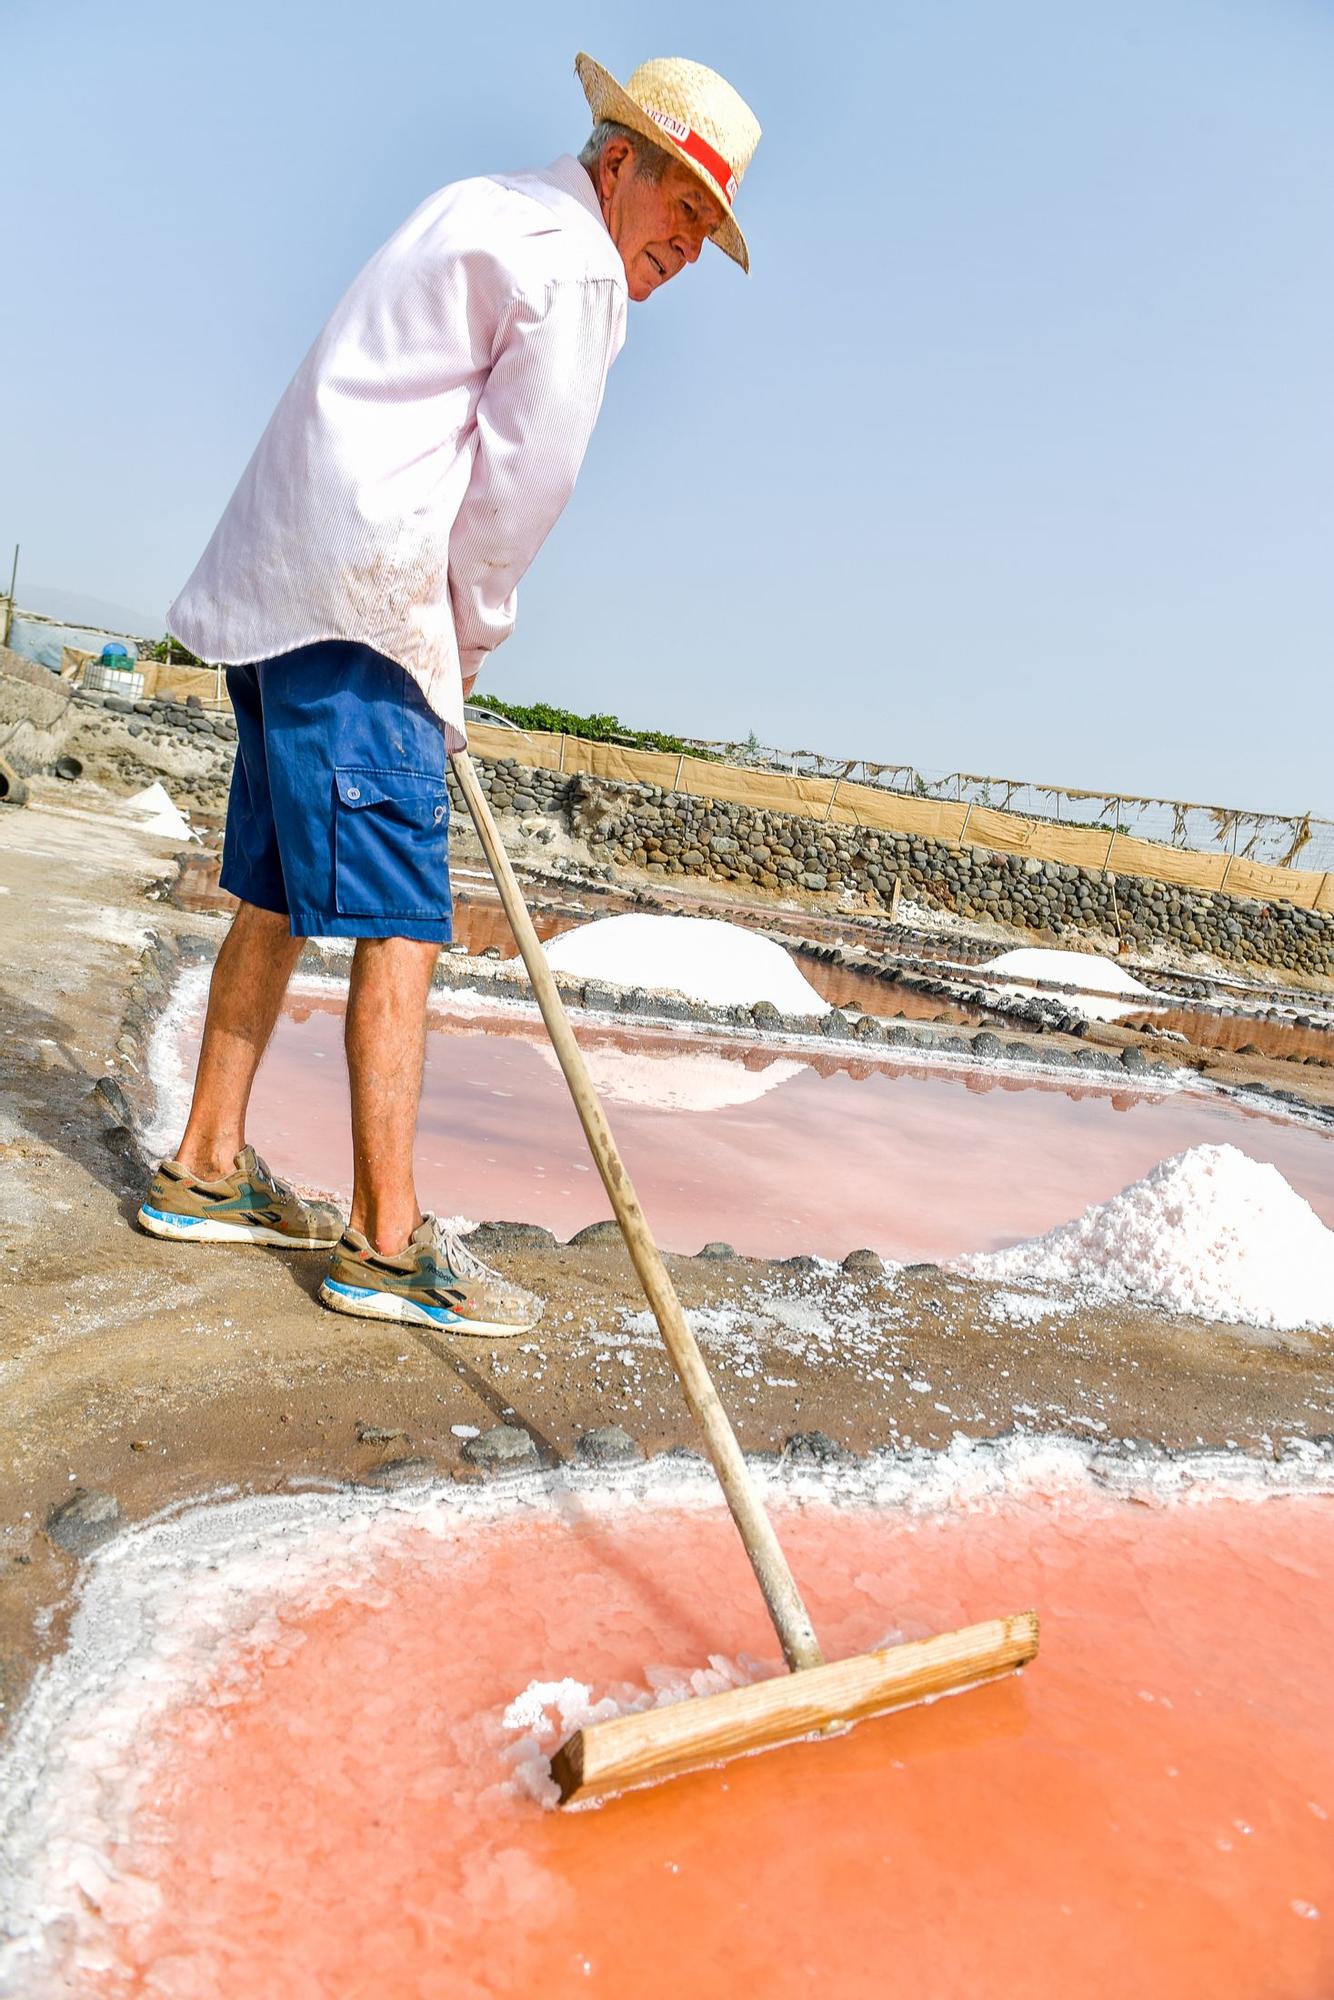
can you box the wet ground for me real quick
[1118,1005,1333,1066]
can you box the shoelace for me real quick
[424,1216,540,1316]
[427,1217,502,1288]
[250,1152,295,1203]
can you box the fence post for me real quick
[822,761,852,823]
[673,752,686,794]
[2,543,17,648]
[959,802,974,844]
[1219,815,1239,892]
[1104,802,1120,871]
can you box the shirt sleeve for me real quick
[449,276,624,679]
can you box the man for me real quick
[138,54,762,1339]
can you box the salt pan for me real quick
[544,913,831,1015]
[5,1462,1333,1997]
[958,1144,1334,1333]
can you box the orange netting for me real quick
[467,725,1334,914]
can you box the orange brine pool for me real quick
[36,1482,1334,1999]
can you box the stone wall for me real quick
[454,760,1334,982]
[0,653,238,815]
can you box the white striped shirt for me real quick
[167,155,627,749]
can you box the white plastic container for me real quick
[83,659,145,701]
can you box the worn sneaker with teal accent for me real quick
[319,1215,544,1337]
[138,1146,344,1249]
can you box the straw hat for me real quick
[575,52,761,272]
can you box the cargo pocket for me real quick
[333,766,450,918]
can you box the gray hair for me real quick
[578,119,669,184]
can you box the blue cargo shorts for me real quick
[219,640,453,942]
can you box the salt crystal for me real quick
[501,1679,597,1737]
[986,1291,1073,1327]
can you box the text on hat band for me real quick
[643,105,739,206]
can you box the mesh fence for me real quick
[462,724,1333,912]
[682,743,1334,874]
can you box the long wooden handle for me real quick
[451,750,824,1672]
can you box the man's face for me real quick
[594,140,727,302]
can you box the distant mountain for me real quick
[18,584,165,640]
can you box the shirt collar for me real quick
[497,154,611,241]
[543,153,608,229]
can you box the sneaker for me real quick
[138,1146,344,1249]
[319,1215,544,1337]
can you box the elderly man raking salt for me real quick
[142,58,1042,1804]
[140,54,761,1337]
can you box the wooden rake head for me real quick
[551,1612,1040,1806]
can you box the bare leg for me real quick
[175,901,305,1178]
[346,936,441,1253]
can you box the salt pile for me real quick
[120,780,197,842]
[545,913,831,1015]
[980,947,1156,1023]
[958,1144,1334,1333]
[982,948,1151,995]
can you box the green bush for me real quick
[470,694,716,759]
[145,634,204,666]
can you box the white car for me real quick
[463,702,524,731]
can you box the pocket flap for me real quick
[335,767,448,826]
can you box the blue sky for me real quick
[5,0,1332,812]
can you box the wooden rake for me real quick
[452,750,1039,1806]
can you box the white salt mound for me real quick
[120,780,197,842]
[957,1144,1334,1333]
[544,913,831,1016]
[982,947,1151,996]
[979,947,1155,1024]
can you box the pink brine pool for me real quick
[220,988,1334,1262]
